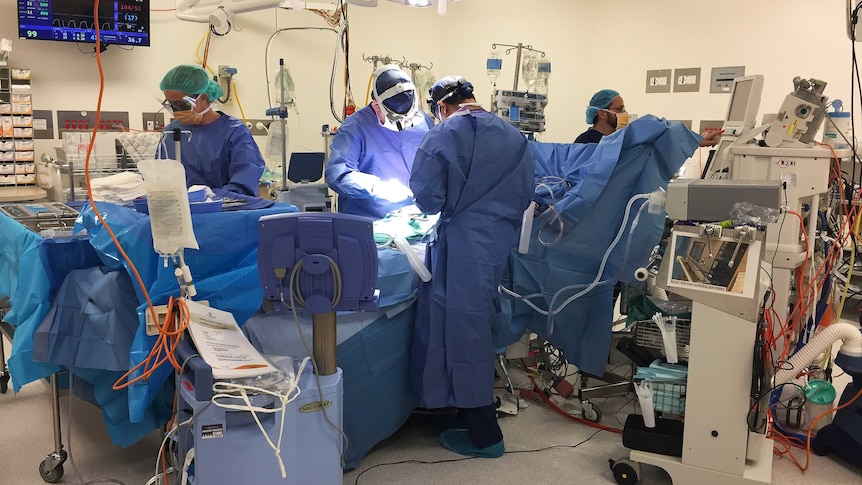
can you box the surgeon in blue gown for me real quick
[325,65,433,219]
[157,64,265,198]
[410,76,535,458]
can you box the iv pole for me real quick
[266,58,290,201]
[490,43,546,91]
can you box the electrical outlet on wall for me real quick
[245,119,272,136]
[142,112,165,132]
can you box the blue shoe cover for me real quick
[439,429,504,458]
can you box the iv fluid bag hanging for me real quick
[415,70,437,118]
[265,121,289,159]
[487,51,502,81]
[138,159,199,255]
[274,64,297,110]
[521,53,538,90]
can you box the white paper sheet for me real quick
[185,299,277,379]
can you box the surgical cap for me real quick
[585,89,620,124]
[429,76,474,104]
[160,64,224,102]
[373,66,415,115]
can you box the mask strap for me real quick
[376,81,416,104]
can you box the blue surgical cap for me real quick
[585,89,620,124]
[374,66,415,114]
[160,64,224,102]
[429,76,474,103]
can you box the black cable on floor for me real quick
[352,429,605,485]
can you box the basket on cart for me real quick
[632,318,691,416]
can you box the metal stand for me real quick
[313,311,337,376]
[0,302,10,394]
[38,373,67,483]
[267,58,290,203]
[612,227,772,485]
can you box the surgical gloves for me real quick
[374,179,413,202]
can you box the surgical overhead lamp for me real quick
[175,0,378,23]
[386,0,461,14]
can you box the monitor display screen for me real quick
[18,0,150,47]
[726,79,753,122]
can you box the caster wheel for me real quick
[812,439,830,457]
[610,458,640,485]
[39,460,64,483]
[582,400,602,423]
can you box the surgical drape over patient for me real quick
[498,115,701,377]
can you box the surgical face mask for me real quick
[603,109,629,130]
[172,96,211,125]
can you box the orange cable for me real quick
[86,1,189,393]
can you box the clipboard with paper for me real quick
[184,299,277,379]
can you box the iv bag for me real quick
[521,53,538,91]
[414,70,437,118]
[487,50,502,81]
[265,121,289,159]
[137,159,199,255]
[274,64,297,111]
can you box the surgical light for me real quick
[386,0,461,14]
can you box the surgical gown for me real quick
[157,112,265,197]
[409,109,535,409]
[325,106,433,219]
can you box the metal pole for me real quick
[279,59,288,192]
[173,128,182,163]
[312,311,337,376]
[51,373,63,453]
[513,43,523,91]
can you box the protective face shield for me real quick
[371,65,419,131]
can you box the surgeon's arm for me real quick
[409,145,446,215]
[324,124,381,199]
[223,128,266,197]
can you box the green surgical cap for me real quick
[585,89,620,124]
[159,64,224,102]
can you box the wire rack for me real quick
[639,380,687,415]
[62,154,140,201]
[634,318,692,361]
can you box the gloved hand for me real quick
[373,179,413,202]
[188,185,216,202]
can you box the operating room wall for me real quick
[0,0,857,177]
[579,0,857,175]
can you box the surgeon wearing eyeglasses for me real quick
[156,64,265,198]
[575,88,722,147]
[574,89,629,144]
[325,65,434,219]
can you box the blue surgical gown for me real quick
[157,112,265,197]
[325,105,433,219]
[409,110,535,409]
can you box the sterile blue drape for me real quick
[497,115,701,377]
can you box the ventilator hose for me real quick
[774,323,862,385]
